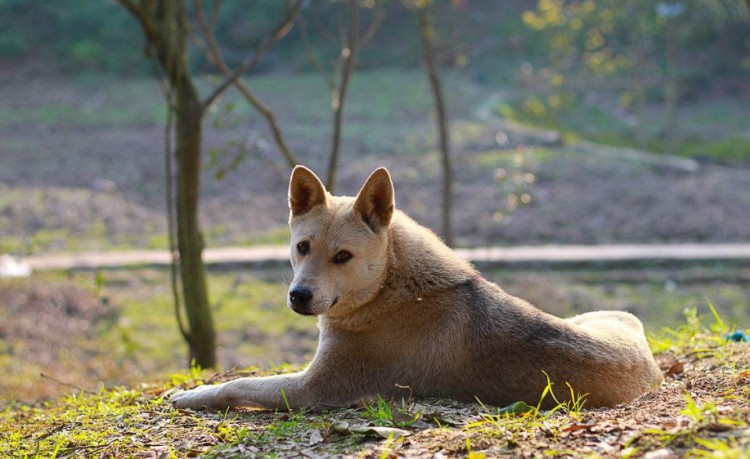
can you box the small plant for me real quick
[362,396,419,428]
[689,436,744,458]
[363,396,394,426]
[680,392,716,426]
[536,371,589,417]
[465,438,487,459]
[648,304,730,356]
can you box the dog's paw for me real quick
[170,384,222,410]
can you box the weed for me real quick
[649,307,718,355]
[363,396,394,426]
[466,438,486,459]
[379,432,397,459]
[689,437,745,458]
[680,392,716,425]
[362,396,419,428]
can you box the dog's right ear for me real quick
[289,166,327,217]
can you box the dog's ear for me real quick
[354,167,395,232]
[289,166,327,217]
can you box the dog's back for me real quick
[321,209,664,408]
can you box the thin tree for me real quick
[118,0,302,368]
[299,0,384,191]
[409,0,454,247]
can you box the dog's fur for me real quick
[170,166,663,411]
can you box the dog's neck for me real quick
[321,211,477,332]
[384,211,477,296]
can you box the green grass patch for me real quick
[498,93,750,164]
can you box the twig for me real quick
[201,0,304,111]
[39,373,95,395]
[298,12,336,91]
[163,70,191,344]
[417,2,454,246]
[117,0,161,56]
[325,0,360,191]
[193,0,299,167]
[55,444,108,455]
[360,0,385,47]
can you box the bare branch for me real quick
[117,0,160,51]
[209,0,223,27]
[193,0,226,71]
[298,12,336,91]
[118,0,140,17]
[40,373,95,396]
[201,0,304,111]
[360,0,386,47]
[193,0,299,167]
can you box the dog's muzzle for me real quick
[288,287,314,315]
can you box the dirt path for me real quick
[19,243,750,271]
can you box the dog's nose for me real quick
[289,287,313,314]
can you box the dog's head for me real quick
[286,166,394,317]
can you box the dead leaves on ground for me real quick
[3,341,750,458]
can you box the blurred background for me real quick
[0,0,749,404]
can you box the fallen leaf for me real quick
[350,425,411,439]
[309,429,324,445]
[330,420,351,435]
[497,401,536,416]
[562,419,597,432]
[643,448,677,459]
[391,409,419,426]
[704,422,734,433]
[666,361,684,376]
[408,419,432,429]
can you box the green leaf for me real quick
[497,400,536,416]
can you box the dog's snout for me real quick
[289,287,314,314]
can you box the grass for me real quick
[0,296,748,457]
[2,67,750,456]
[498,90,750,164]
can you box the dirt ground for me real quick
[1,74,750,254]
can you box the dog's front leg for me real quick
[170,371,315,410]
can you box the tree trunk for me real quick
[174,76,216,369]
[418,6,454,247]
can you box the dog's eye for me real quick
[332,250,353,264]
[296,241,310,255]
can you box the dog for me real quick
[170,166,663,411]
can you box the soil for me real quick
[0,280,122,400]
[1,74,750,254]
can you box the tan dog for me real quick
[170,166,663,411]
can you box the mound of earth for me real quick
[0,280,119,401]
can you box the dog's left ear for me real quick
[354,167,395,232]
